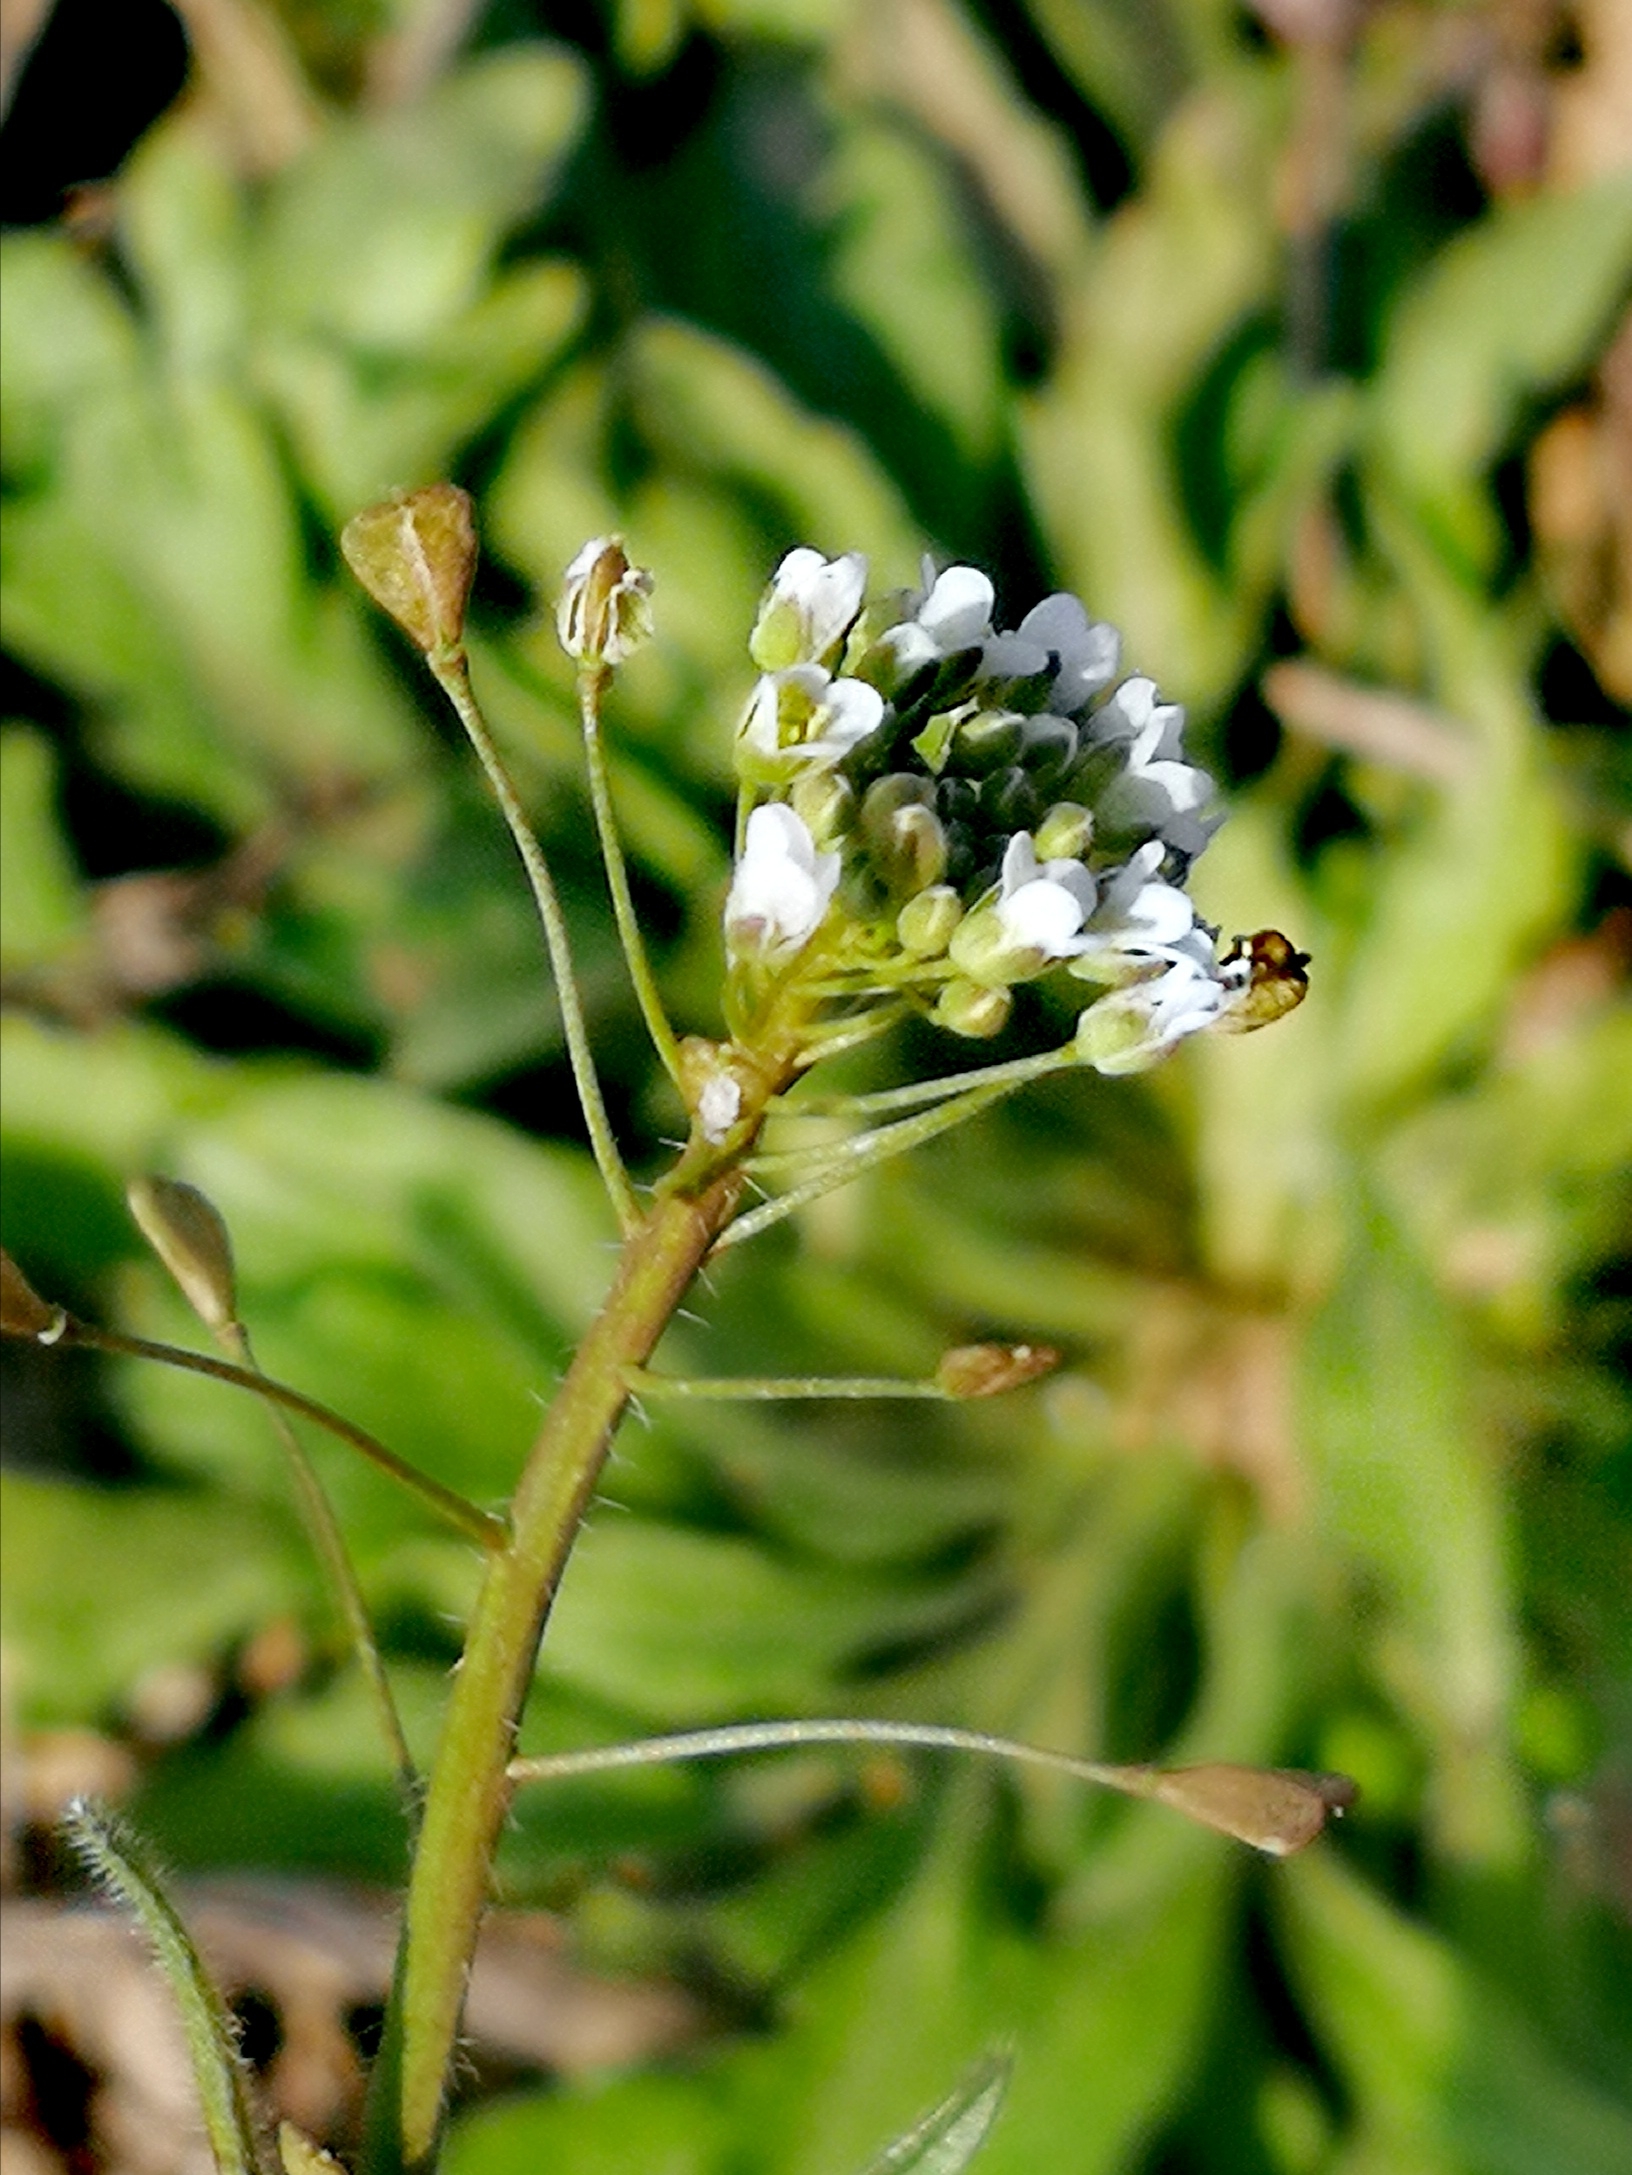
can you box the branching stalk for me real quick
[627,1367,951,1401]
[364,1052,802,2174]
[718,1076,1022,1250]
[774,1043,1077,1120]
[48,1316,503,1550]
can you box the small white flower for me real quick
[724,804,840,959]
[1085,676,1185,763]
[950,832,1098,986]
[994,832,1097,957]
[1085,677,1218,859]
[1013,594,1121,711]
[750,549,869,669]
[1074,953,1228,1075]
[738,665,885,774]
[1068,842,1200,982]
[1097,761,1220,862]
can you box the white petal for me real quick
[998,878,1091,955]
[918,566,995,650]
[808,676,885,758]
[999,831,1040,894]
[1038,857,1097,917]
[980,630,1050,680]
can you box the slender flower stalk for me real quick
[428,651,640,1235]
[506,1718,1356,1858]
[564,540,685,1087]
[375,1091,798,2169]
[0,1271,502,1551]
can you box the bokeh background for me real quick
[2,1,1629,2169]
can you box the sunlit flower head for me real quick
[722,546,1305,1062]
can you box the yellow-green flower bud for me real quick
[790,766,856,848]
[877,803,947,898]
[1034,801,1094,861]
[936,1341,1060,1398]
[127,1176,238,1332]
[896,885,962,957]
[933,976,1012,1038]
[950,707,1024,776]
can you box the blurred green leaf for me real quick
[857,2048,1010,2174]
[0,1471,309,1722]
[1370,178,1632,573]
[0,730,87,966]
[543,1517,994,1722]
[1301,1203,1522,1865]
[1279,1850,1632,2175]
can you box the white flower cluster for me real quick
[724,549,1304,1072]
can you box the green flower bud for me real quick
[947,900,1030,987]
[860,771,936,842]
[896,884,963,958]
[1034,801,1094,861]
[875,802,948,897]
[933,976,1012,1039]
[1020,713,1077,782]
[979,765,1039,834]
[936,1341,1060,1398]
[949,707,1024,776]
[790,766,856,848]
[127,1176,238,1332]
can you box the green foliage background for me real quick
[2,2,1630,2170]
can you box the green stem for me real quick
[507,1715,1139,1793]
[578,662,685,1086]
[775,1043,1076,1120]
[626,1367,951,1401]
[506,1721,1355,1858]
[430,651,640,1236]
[225,1322,418,1805]
[58,1318,503,1550]
[367,1080,795,2172]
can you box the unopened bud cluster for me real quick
[723,550,1307,1072]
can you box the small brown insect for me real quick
[1219,928,1311,1032]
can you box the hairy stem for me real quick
[365,1068,797,2172]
